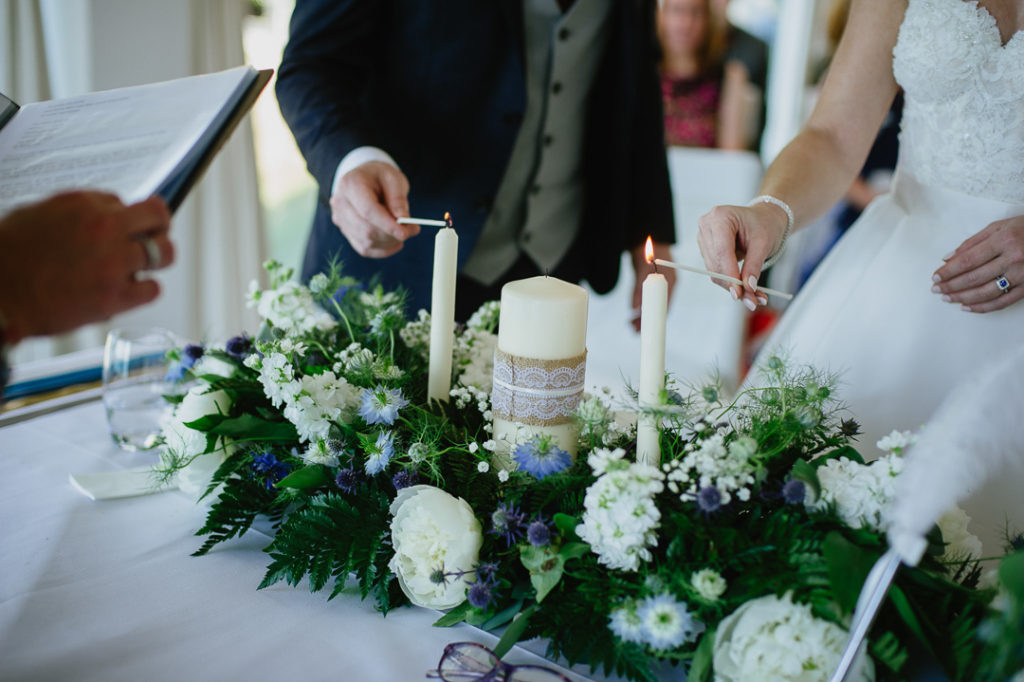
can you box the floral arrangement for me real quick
[156,261,1014,682]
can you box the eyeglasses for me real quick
[426,641,573,682]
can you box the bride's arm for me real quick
[698,0,905,309]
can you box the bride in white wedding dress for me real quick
[697,0,1024,555]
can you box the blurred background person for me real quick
[658,0,759,150]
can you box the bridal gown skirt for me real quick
[755,170,1024,555]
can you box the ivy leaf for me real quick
[559,541,590,563]
[521,545,565,603]
[789,459,820,500]
[553,513,581,540]
[493,604,537,659]
[276,465,330,490]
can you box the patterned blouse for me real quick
[661,69,721,148]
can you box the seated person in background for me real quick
[658,0,759,150]
[0,191,174,386]
[712,0,768,151]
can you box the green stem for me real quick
[329,296,356,343]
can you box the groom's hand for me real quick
[330,161,416,258]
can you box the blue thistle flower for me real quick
[164,362,187,383]
[467,581,494,609]
[490,502,526,546]
[476,562,499,581]
[527,518,552,547]
[511,436,572,480]
[364,431,396,475]
[334,468,361,494]
[696,486,723,514]
[358,385,410,426]
[224,334,252,360]
[182,343,205,368]
[782,479,806,505]
[392,469,418,490]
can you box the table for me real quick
[0,399,630,682]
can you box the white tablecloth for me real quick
[0,400,631,682]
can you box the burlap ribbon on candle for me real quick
[490,348,587,427]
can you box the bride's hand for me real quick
[697,203,786,310]
[932,215,1024,313]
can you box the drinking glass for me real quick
[102,327,175,451]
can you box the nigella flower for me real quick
[696,486,723,514]
[467,581,494,609]
[527,518,552,547]
[182,343,205,369]
[392,469,418,490]
[637,593,705,651]
[250,451,291,490]
[224,334,252,360]
[490,502,526,546]
[512,436,571,480]
[608,604,645,644]
[782,478,806,505]
[364,431,396,475]
[334,467,361,494]
[358,385,410,426]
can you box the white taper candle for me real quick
[637,271,667,465]
[427,227,458,402]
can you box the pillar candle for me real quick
[491,276,588,462]
[427,227,458,402]
[636,271,667,465]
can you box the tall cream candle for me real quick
[637,271,667,465]
[427,226,458,402]
[491,276,588,461]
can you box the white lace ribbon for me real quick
[490,348,587,427]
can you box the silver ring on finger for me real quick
[996,275,1011,294]
[141,236,161,271]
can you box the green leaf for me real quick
[559,541,590,563]
[493,604,537,659]
[184,414,228,431]
[688,629,716,682]
[789,459,820,499]
[888,584,938,661]
[521,545,565,603]
[481,599,524,631]
[812,444,864,466]
[433,601,474,627]
[275,465,330,490]
[553,513,581,539]
[998,550,1024,598]
[206,413,298,442]
[822,532,878,615]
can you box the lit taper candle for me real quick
[428,213,457,402]
[637,237,667,465]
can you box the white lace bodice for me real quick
[893,0,1024,203]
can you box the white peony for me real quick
[389,485,483,609]
[713,593,874,682]
[161,387,235,501]
[936,506,983,564]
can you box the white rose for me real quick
[161,387,234,501]
[713,593,874,682]
[389,485,483,609]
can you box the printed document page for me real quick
[0,66,253,217]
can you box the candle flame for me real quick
[644,236,654,264]
[444,211,453,228]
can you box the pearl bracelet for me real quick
[747,195,794,268]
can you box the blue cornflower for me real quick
[392,469,418,490]
[527,518,552,547]
[358,385,410,426]
[782,479,806,505]
[490,502,526,546]
[364,431,396,475]
[467,581,494,609]
[224,334,252,360]
[251,451,290,490]
[696,486,723,514]
[334,468,361,494]
[182,343,205,368]
[511,436,572,480]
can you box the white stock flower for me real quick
[257,353,300,408]
[807,454,903,532]
[254,280,335,335]
[691,568,727,602]
[388,485,483,609]
[875,429,918,455]
[282,371,360,443]
[576,448,664,572]
[713,593,875,682]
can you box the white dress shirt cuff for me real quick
[331,147,400,197]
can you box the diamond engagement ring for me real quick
[996,276,1011,294]
[141,236,161,271]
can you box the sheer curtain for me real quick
[5,0,266,366]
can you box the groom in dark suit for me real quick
[277,0,676,322]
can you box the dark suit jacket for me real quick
[277,0,675,313]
